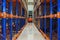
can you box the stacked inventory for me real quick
[0,0,27,40]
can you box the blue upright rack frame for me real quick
[9,0,13,40]
[2,0,6,40]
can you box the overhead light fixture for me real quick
[28,0,34,2]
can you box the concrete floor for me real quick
[17,23,46,40]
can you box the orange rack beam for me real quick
[36,13,60,19]
[0,12,3,18]
[12,24,27,40]
[40,30,50,40]
[0,12,25,19]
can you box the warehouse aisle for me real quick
[17,23,46,40]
